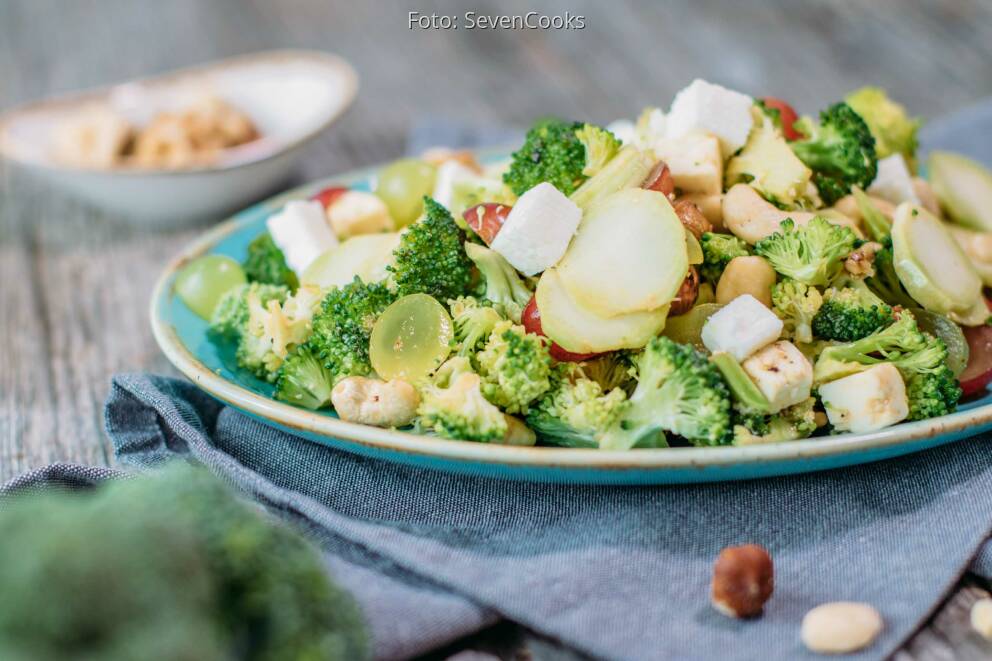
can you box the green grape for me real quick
[910,308,969,377]
[662,303,723,349]
[370,294,453,381]
[374,158,436,227]
[175,255,246,320]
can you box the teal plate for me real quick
[151,154,992,485]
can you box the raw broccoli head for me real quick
[418,370,508,442]
[209,282,289,341]
[812,281,894,341]
[812,310,938,384]
[235,285,323,382]
[575,124,621,177]
[755,217,858,286]
[388,197,474,300]
[578,352,638,394]
[449,296,503,358]
[0,464,367,661]
[906,365,962,421]
[503,119,618,196]
[772,279,823,345]
[526,363,629,448]
[603,337,732,448]
[474,320,553,414]
[865,236,917,308]
[845,87,920,169]
[732,397,819,445]
[243,232,299,290]
[464,242,533,322]
[310,278,396,380]
[700,232,752,284]
[274,344,336,410]
[790,102,878,204]
[754,98,783,130]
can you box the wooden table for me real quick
[2,1,992,658]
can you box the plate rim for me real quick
[150,156,992,472]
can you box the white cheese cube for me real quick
[432,160,480,209]
[818,363,909,433]
[666,79,754,158]
[742,341,813,413]
[701,294,783,361]
[651,132,723,194]
[266,200,339,276]
[326,190,393,239]
[490,182,582,276]
[868,154,920,205]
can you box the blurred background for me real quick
[2,0,992,477]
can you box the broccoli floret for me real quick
[755,217,858,286]
[865,236,917,308]
[700,232,752,284]
[526,364,628,448]
[725,111,817,208]
[236,285,323,382]
[243,232,299,290]
[772,279,823,345]
[449,296,503,358]
[418,369,508,442]
[578,352,638,394]
[0,464,368,661]
[209,282,289,341]
[845,87,920,170]
[388,197,473,300]
[274,344,336,410]
[812,310,941,384]
[575,123,622,177]
[474,320,552,414]
[733,397,819,445]
[812,280,894,341]
[502,118,588,196]
[601,337,732,448]
[906,365,962,421]
[754,99,783,130]
[309,278,396,381]
[790,102,878,204]
[464,242,533,322]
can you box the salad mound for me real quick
[176,79,992,449]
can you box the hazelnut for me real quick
[669,266,700,316]
[711,543,774,618]
[801,601,883,653]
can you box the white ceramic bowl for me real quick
[0,50,358,227]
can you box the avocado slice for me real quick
[928,151,992,231]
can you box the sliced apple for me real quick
[928,151,992,231]
[556,188,688,318]
[301,233,400,289]
[535,268,668,354]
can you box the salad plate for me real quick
[151,149,992,485]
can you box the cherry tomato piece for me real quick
[311,186,348,209]
[960,323,992,397]
[642,161,675,198]
[761,97,801,140]
[521,296,600,362]
[463,203,511,245]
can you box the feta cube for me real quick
[432,160,480,209]
[818,363,909,433]
[651,132,723,194]
[868,154,920,205]
[326,190,393,239]
[701,294,783,361]
[666,79,754,158]
[266,200,339,276]
[742,341,813,413]
[490,182,582,276]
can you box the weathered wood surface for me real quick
[2,1,992,658]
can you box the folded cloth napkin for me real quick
[6,115,992,661]
[4,374,988,660]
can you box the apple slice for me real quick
[536,268,668,354]
[556,188,688,318]
[301,233,400,289]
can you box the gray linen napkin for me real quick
[95,374,992,660]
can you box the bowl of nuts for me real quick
[0,50,358,226]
